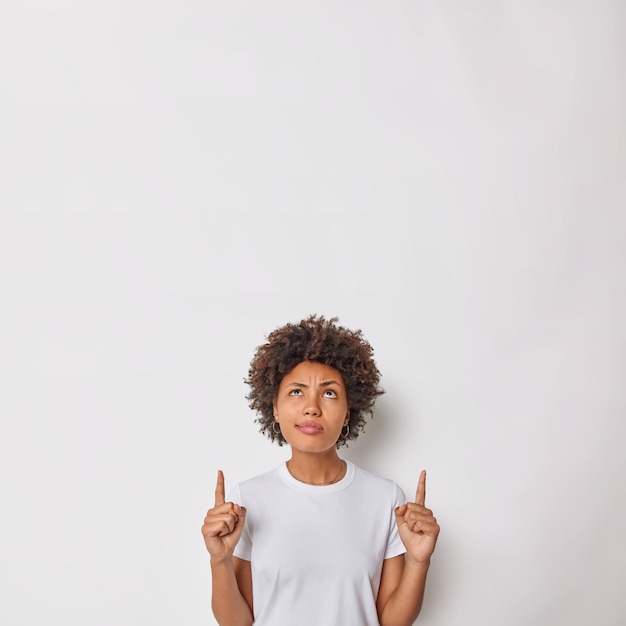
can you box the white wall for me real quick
[1,2,624,625]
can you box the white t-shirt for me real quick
[229,460,407,626]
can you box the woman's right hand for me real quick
[201,470,246,562]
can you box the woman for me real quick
[202,315,440,626]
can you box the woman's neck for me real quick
[286,450,346,485]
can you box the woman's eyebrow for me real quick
[287,380,341,387]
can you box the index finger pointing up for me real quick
[215,469,226,506]
[415,470,426,505]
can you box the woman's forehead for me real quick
[281,361,345,385]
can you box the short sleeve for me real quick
[384,483,408,559]
[227,483,252,561]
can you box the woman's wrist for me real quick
[404,555,431,570]
[210,554,235,567]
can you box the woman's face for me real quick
[273,361,350,454]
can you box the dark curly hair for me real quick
[245,315,384,448]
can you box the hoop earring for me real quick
[341,424,350,438]
[272,420,281,435]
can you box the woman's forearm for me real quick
[210,557,254,626]
[379,559,430,626]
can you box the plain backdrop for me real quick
[1,2,624,625]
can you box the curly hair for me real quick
[245,315,384,448]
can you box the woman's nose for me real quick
[303,400,321,416]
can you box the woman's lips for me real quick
[296,422,323,435]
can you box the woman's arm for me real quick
[210,556,253,626]
[378,470,440,625]
[377,555,430,626]
[202,471,254,626]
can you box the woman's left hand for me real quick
[394,470,440,564]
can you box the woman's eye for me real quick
[324,390,337,398]
[289,389,302,396]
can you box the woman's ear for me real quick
[344,410,350,425]
[273,400,278,419]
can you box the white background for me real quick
[1,1,624,625]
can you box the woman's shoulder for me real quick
[226,464,284,505]
[349,460,395,484]
[349,461,406,498]
[235,464,284,489]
